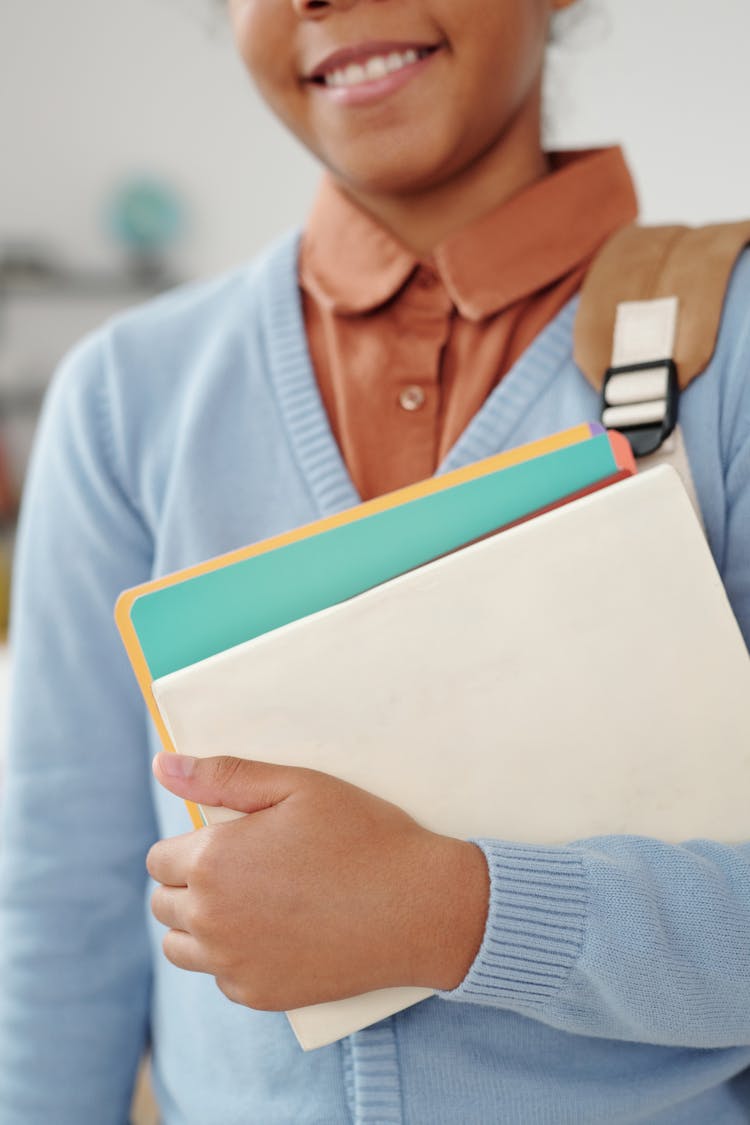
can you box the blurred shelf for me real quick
[0,246,179,509]
[0,246,178,297]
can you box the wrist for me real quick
[409,833,490,992]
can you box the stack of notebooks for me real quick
[116,423,750,1051]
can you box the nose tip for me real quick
[291,0,358,15]
[291,0,332,14]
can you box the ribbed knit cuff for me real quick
[438,839,588,1011]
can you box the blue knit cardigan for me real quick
[1,232,750,1124]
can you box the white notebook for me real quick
[152,467,750,1050]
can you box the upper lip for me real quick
[305,40,440,81]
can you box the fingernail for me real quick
[156,753,196,779]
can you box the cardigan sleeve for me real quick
[439,834,750,1049]
[438,255,750,1050]
[0,333,158,1123]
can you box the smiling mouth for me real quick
[308,45,440,91]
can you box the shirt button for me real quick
[399,385,426,412]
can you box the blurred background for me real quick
[0,0,748,736]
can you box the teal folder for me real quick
[127,431,629,680]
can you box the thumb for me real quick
[152,752,297,813]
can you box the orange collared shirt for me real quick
[299,147,638,501]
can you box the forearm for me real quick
[407,835,490,993]
[438,834,750,1049]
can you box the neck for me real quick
[336,85,550,258]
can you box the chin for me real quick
[326,137,462,199]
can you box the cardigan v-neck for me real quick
[262,230,582,519]
[298,147,637,499]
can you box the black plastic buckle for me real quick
[601,358,679,458]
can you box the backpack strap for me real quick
[574,221,750,517]
[575,221,750,393]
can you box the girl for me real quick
[1,1,749,1122]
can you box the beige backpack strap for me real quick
[574,221,750,519]
[575,221,750,392]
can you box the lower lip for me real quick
[312,49,442,108]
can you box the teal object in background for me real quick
[107,178,183,255]
[131,432,621,680]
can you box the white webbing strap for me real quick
[602,297,678,431]
[637,429,702,524]
[603,297,703,524]
[612,297,678,369]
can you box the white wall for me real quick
[2,0,749,283]
[0,0,319,279]
[546,0,750,224]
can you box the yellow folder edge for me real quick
[115,423,597,830]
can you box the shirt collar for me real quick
[299,147,639,321]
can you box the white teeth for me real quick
[364,56,389,81]
[323,48,427,89]
[341,63,365,86]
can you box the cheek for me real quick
[456,4,547,96]
[445,8,547,135]
[231,1,304,120]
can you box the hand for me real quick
[147,753,489,1011]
